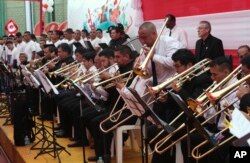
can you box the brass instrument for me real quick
[48,61,79,78]
[54,69,81,88]
[154,97,238,155]
[80,63,118,84]
[92,71,133,89]
[133,18,168,78]
[25,56,45,69]
[34,56,59,71]
[149,58,211,93]
[99,70,135,133]
[154,74,250,156]
[187,64,242,113]
[100,59,211,134]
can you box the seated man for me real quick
[147,49,212,163]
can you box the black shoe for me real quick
[88,156,98,162]
[67,140,82,147]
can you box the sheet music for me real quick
[229,108,250,145]
[33,70,58,94]
[20,65,40,88]
[117,88,145,117]
[33,70,51,93]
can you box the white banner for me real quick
[67,0,141,37]
[151,10,250,49]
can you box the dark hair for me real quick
[31,34,37,41]
[15,32,22,37]
[83,51,96,62]
[54,30,64,37]
[57,43,72,55]
[114,45,132,59]
[65,28,74,33]
[210,56,233,72]
[241,55,250,69]
[24,31,31,35]
[172,49,194,65]
[47,45,58,55]
[36,51,44,57]
[166,14,176,22]
[96,28,103,33]
[99,48,114,58]
[75,48,89,56]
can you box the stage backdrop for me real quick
[67,0,142,37]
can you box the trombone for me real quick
[99,70,135,133]
[34,56,59,71]
[133,18,169,78]
[80,63,118,84]
[72,63,117,84]
[187,64,242,113]
[148,58,211,93]
[26,56,45,69]
[99,59,211,134]
[54,68,81,88]
[48,61,79,78]
[92,71,133,89]
[154,74,250,156]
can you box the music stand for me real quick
[168,91,216,157]
[31,70,71,162]
[69,79,103,163]
[119,87,175,163]
[99,43,109,49]
[84,41,95,51]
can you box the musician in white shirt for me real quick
[163,14,188,48]
[138,22,183,85]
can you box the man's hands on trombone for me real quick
[142,45,155,59]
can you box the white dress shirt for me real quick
[145,35,182,84]
[163,25,188,48]
[24,40,36,61]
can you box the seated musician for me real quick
[192,57,239,163]
[54,49,94,139]
[41,43,74,120]
[43,44,58,64]
[236,55,250,114]
[147,49,212,163]
[86,45,136,162]
[65,49,118,147]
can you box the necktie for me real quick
[151,59,158,86]
[169,30,172,37]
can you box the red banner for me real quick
[142,0,250,20]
